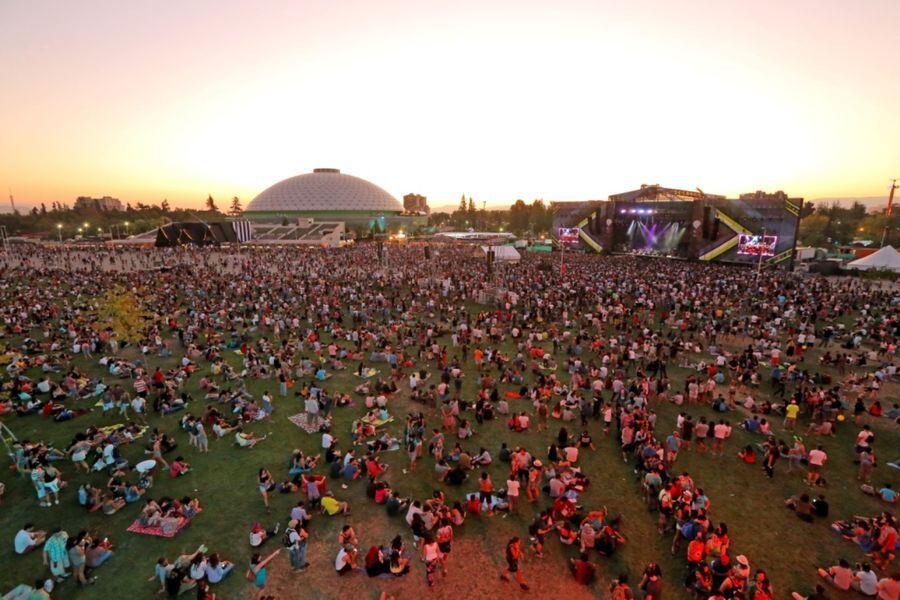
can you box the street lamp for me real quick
[56,223,62,242]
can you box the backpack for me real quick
[680,521,698,540]
[282,528,295,548]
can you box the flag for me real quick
[232,220,252,242]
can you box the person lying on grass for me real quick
[235,427,267,448]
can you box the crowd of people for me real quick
[0,243,897,599]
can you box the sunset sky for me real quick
[1,0,898,209]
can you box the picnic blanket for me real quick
[126,510,201,538]
[361,415,394,427]
[98,424,149,440]
[356,368,379,378]
[288,412,331,434]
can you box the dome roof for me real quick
[246,168,402,213]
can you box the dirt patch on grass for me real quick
[259,537,600,600]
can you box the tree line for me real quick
[428,196,554,235]
[0,196,244,238]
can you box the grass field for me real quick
[1,313,898,599]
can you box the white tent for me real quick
[847,245,900,272]
[479,245,521,262]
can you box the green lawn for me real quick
[1,315,898,599]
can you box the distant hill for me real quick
[807,196,892,212]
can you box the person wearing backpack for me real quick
[673,517,698,555]
[284,520,309,571]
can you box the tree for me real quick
[467,197,476,214]
[40,203,47,215]
[530,199,553,234]
[205,194,219,213]
[459,195,467,212]
[228,196,243,217]
[92,287,150,343]
[161,199,171,212]
[509,200,531,234]
[429,212,451,227]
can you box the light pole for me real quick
[56,223,62,242]
[124,221,130,237]
[756,227,767,279]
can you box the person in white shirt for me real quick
[853,563,878,596]
[506,478,520,510]
[14,524,46,554]
[807,445,828,486]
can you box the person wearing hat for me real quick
[735,555,751,578]
[719,556,750,597]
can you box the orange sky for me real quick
[1,0,898,209]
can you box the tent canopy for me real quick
[847,245,900,272]
[478,245,521,262]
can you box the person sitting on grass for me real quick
[817,558,853,592]
[203,553,234,584]
[169,456,191,478]
[85,536,114,570]
[737,445,756,464]
[249,522,280,548]
[100,494,126,515]
[335,544,359,576]
[211,418,237,439]
[784,493,815,522]
[14,523,47,554]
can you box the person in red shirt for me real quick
[169,457,191,478]
[569,552,596,585]
[687,533,706,566]
[500,537,529,591]
[478,472,494,515]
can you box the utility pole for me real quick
[881,179,898,247]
